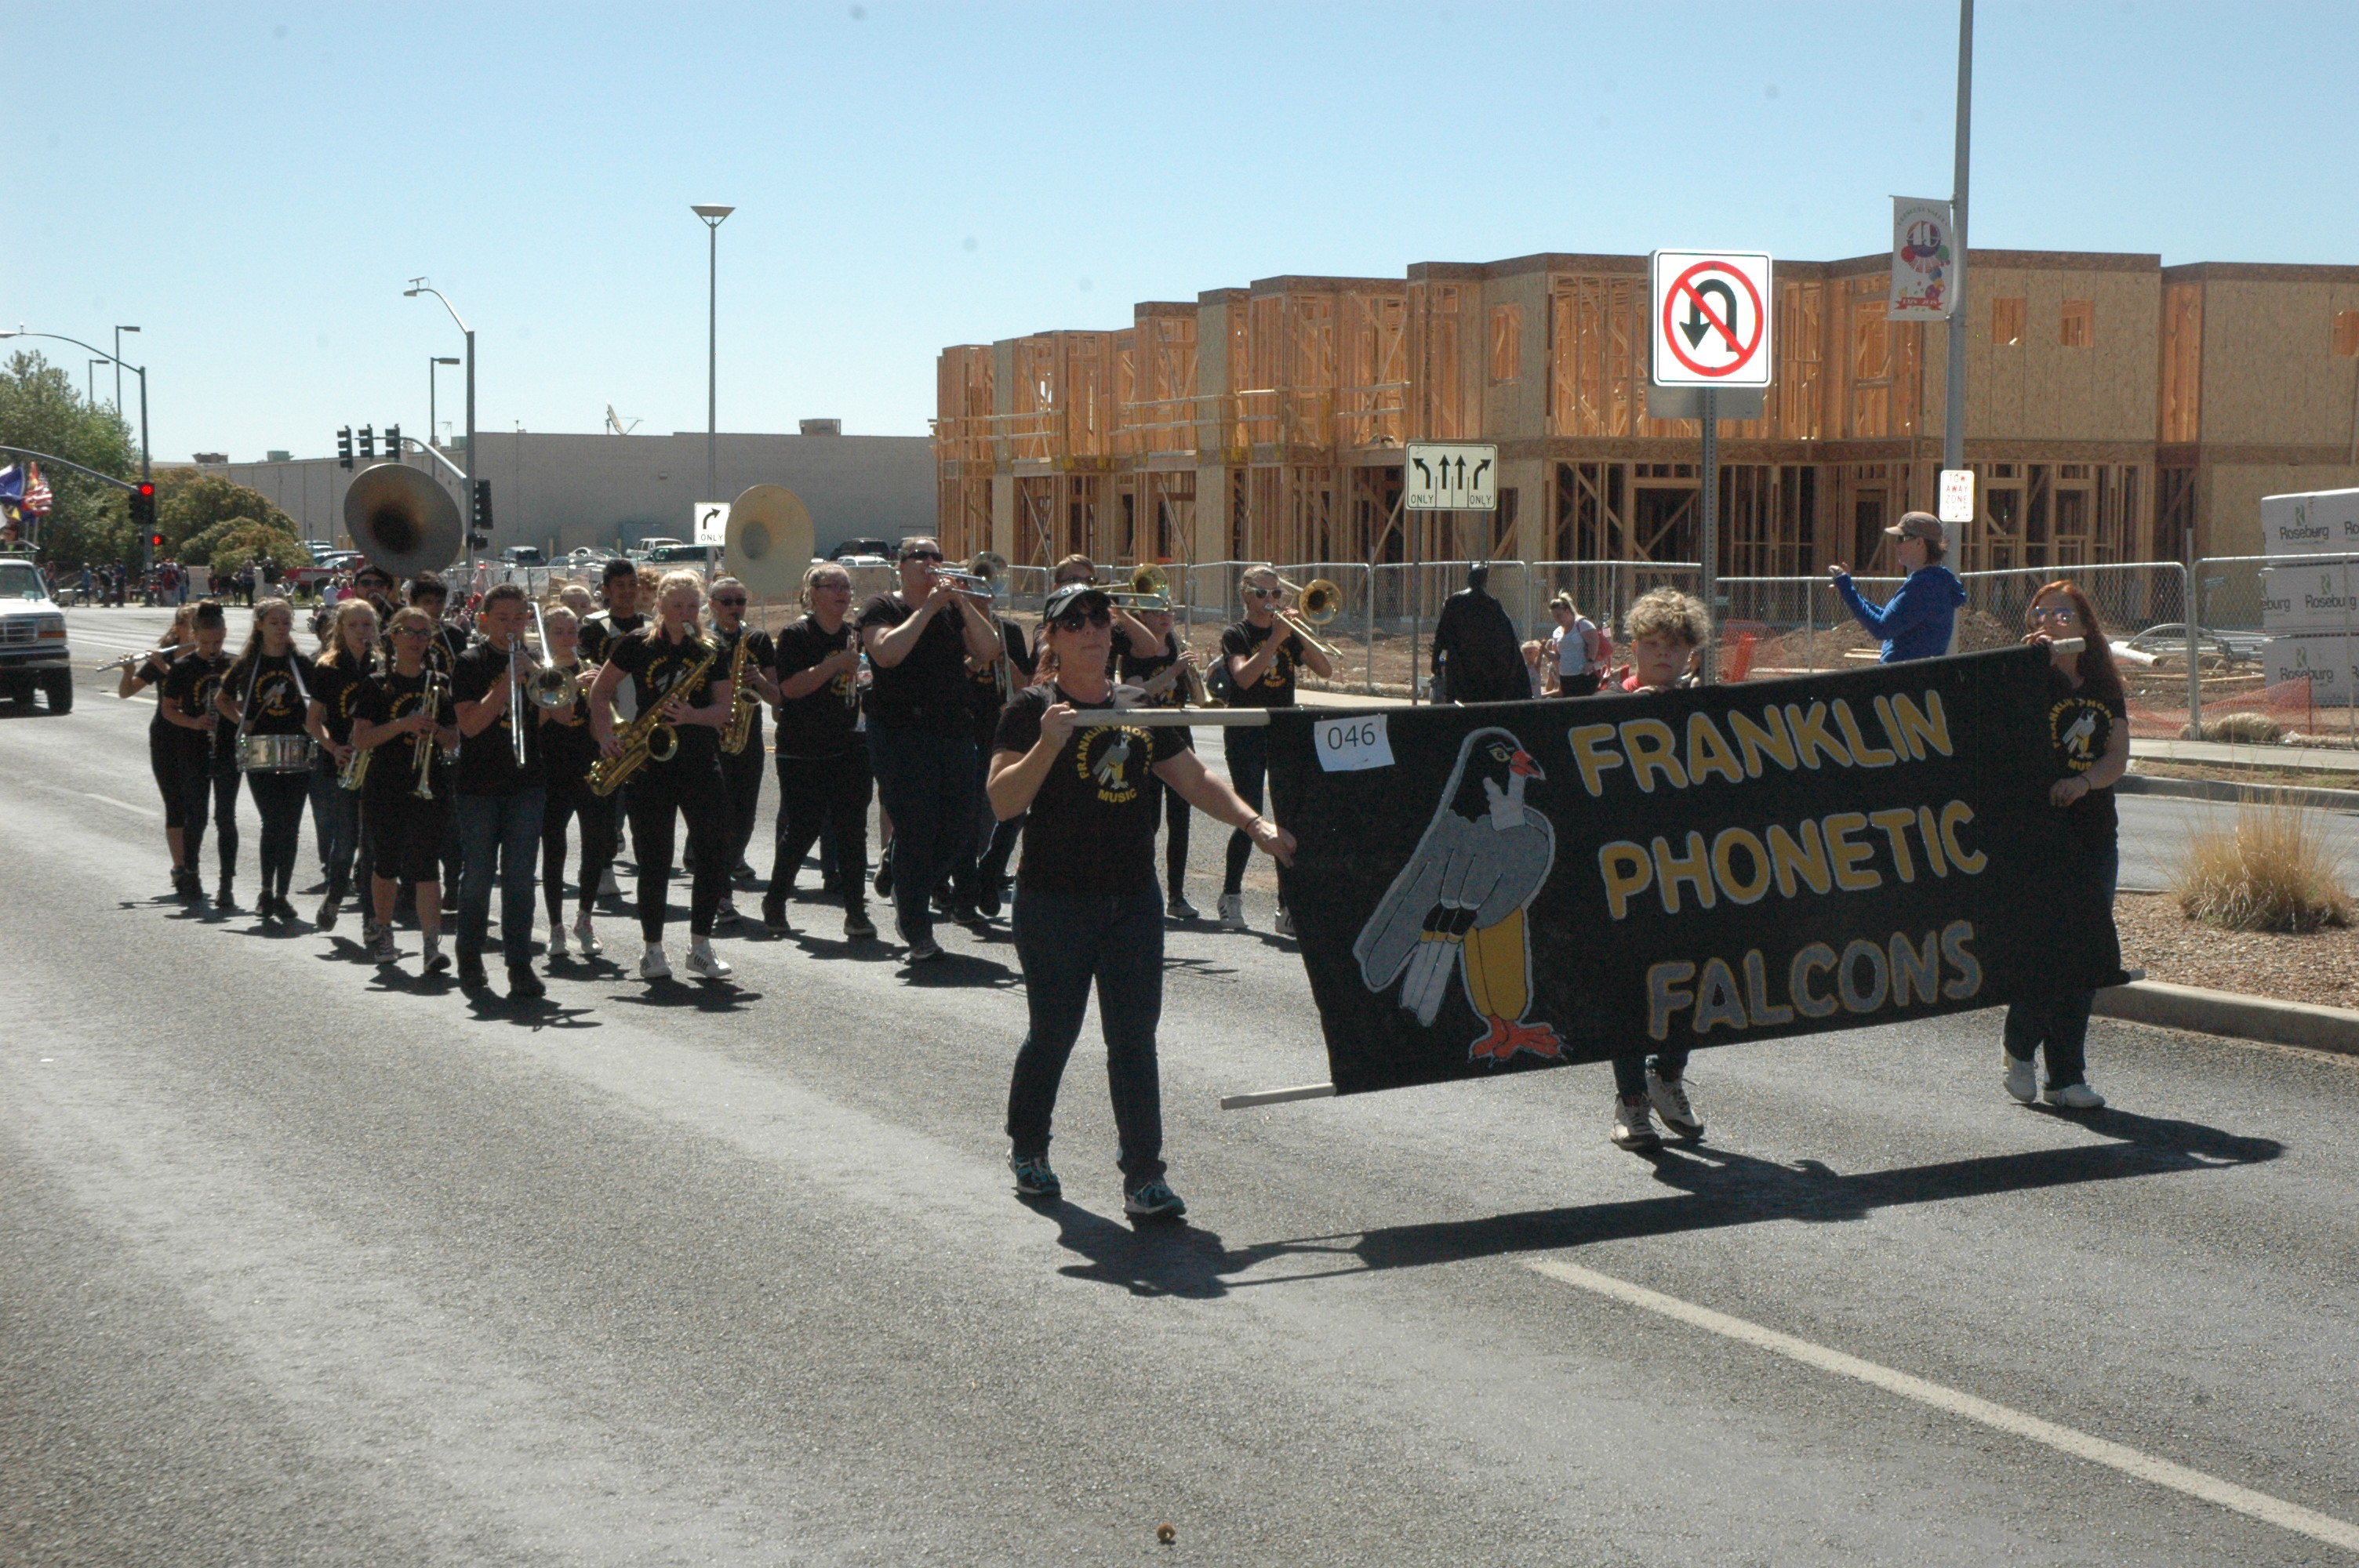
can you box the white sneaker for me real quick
[572,912,602,959]
[547,923,569,960]
[685,938,732,979]
[2044,1081,2106,1110]
[715,897,741,925]
[1217,893,1246,929]
[1273,906,1296,938]
[639,942,671,980]
[598,867,621,897]
[1647,1069,1703,1139]
[1610,1096,1660,1151]
[2004,1053,2038,1104]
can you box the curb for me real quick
[2117,773,2359,811]
[2092,978,2359,1057]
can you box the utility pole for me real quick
[1944,0,1973,481]
[692,205,736,504]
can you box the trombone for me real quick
[507,600,582,766]
[1106,562,1173,612]
[1272,575,1347,662]
[937,549,1006,603]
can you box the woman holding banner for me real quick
[989,582,1294,1218]
[2003,581,2128,1111]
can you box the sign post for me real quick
[1404,442,1499,704]
[1649,251,1774,678]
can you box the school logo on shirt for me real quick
[2047,695,2110,773]
[1071,723,1150,805]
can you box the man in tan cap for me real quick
[1827,510,1965,662]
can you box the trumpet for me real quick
[96,642,191,672]
[411,667,447,800]
[1272,575,1347,662]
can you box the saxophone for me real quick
[589,643,720,797]
[718,628,757,756]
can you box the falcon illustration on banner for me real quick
[1352,725,1561,1063]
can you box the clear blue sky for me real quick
[7,2,2350,464]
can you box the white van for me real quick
[642,542,726,579]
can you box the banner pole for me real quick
[1219,1083,1337,1111]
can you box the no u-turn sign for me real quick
[1649,250,1774,389]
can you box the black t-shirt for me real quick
[579,610,646,665]
[773,615,863,758]
[963,619,1031,743]
[537,662,601,783]
[605,630,723,760]
[162,651,232,754]
[857,593,973,736]
[310,655,372,746]
[1219,619,1306,708]
[134,653,176,735]
[448,639,546,795]
[229,651,315,735]
[2045,668,2127,850]
[715,624,775,740]
[991,684,1188,896]
[1117,629,1195,751]
[357,667,453,802]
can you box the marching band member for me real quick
[1114,598,1203,920]
[537,602,614,961]
[1606,587,1711,1151]
[158,601,238,908]
[449,583,549,998]
[856,536,1003,962]
[706,575,779,920]
[215,597,318,924]
[351,605,458,974]
[587,569,736,981]
[1216,564,1332,934]
[305,598,379,931]
[118,604,199,898]
[961,567,1035,919]
[405,571,467,909]
[763,562,876,939]
[990,583,1296,1217]
[580,559,648,895]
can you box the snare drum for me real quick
[238,734,317,773]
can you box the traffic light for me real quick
[336,426,354,469]
[128,480,157,534]
[359,424,376,460]
[468,478,493,552]
[383,423,401,456]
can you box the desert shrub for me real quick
[2171,797,2352,933]
[2180,713,2284,744]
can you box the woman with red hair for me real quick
[2005,579,2128,1111]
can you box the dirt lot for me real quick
[2115,891,2359,1010]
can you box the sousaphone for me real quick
[723,483,816,600]
[343,462,463,578]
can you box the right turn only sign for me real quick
[1649,250,1774,388]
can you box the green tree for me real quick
[205,521,311,575]
[0,350,139,570]
[154,470,298,560]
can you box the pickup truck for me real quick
[0,554,73,712]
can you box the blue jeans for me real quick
[865,720,977,946]
[312,756,361,901]
[2004,843,2120,1090]
[1005,881,1168,1187]
[456,787,547,964]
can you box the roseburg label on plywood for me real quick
[1267,647,2122,1097]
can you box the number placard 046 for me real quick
[1314,713,1394,772]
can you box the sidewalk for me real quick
[2132,736,2359,773]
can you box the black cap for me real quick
[1042,583,1111,622]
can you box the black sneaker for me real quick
[976,884,1003,920]
[761,895,788,935]
[507,964,547,1000]
[214,881,239,913]
[457,952,489,989]
[1009,1153,1061,1198]
[843,906,878,940]
[1123,1179,1187,1219]
[873,860,894,899]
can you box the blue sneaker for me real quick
[1009,1153,1060,1198]
[1123,1179,1187,1219]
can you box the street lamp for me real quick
[0,328,149,484]
[88,359,107,405]
[690,203,734,503]
[403,279,475,570]
[114,325,139,414]
[428,355,460,456]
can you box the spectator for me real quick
[1429,563,1525,703]
[1827,512,1965,662]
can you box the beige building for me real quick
[935,250,2359,574]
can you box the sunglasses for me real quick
[1053,608,1114,633]
[2030,604,2077,622]
[391,626,431,639]
[901,550,943,564]
[712,597,747,608]
[1246,586,1278,599]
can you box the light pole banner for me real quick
[1890,197,1956,321]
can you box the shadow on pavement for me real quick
[1058,1109,2281,1297]
[606,980,765,1014]
[1030,1198,1243,1299]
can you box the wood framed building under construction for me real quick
[935,249,2359,573]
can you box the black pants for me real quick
[542,777,619,927]
[1158,775,1191,893]
[772,750,873,903]
[627,751,729,941]
[719,733,765,874]
[148,725,187,830]
[1221,724,1284,909]
[245,769,310,902]
[179,742,240,881]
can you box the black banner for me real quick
[1268,647,2120,1096]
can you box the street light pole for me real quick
[114,325,138,415]
[2,328,148,484]
[691,204,735,504]
[1943,0,1972,477]
[428,355,460,457]
[405,281,475,572]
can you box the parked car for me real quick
[643,541,725,576]
[0,553,73,713]
[2123,623,2266,662]
[826,537,894,561]
[500,545,547,568]
[565,546,604,568]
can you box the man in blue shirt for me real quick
[1828,511,1966,662]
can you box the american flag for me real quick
[23,462,51,515]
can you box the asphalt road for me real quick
[7,608,2359,1566]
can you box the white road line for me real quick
[1525,1257,2359,1554]
[84,792,161,818]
